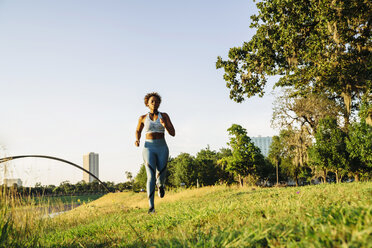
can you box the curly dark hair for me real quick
[144,92,162,106]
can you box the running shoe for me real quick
[158,185,165,198]
[148,207,155,214]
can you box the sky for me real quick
[0,0,279,186]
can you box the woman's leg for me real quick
[143,147,157,210]
[156,145,169,189]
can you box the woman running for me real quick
[135,92,175,213]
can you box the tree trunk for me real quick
[354,173,360,182]
[294,157,299,187]
[295,172,299,187]
[322,168,327,183]
[276,161,279,185]
[238,175,243,187]
[366,108,372,126]
[341,86,352,129]
[340,174,344,183]
[335,169,339,183]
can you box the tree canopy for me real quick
[272,90,342,134]
[346,120,372,176]
[216,0,371,125]
[309,117,348,182]
[171,153,198,187]
[218,124,265,185]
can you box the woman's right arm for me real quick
[135,116,145,147]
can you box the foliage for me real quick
[164,157,176,188]
[195,147,227,186]
[134,164,147,191]
[268,135,281,163]
[125,171,133,181]
[218,124,265,185]
[347,121,372,164]
[0,189,44,247]
[1,180,115,197]
[346,120,372,176]
[133,148,234,190]
[309,117,348,182]
[358,92,372,125]
[256,158,276,185]
[215,0,371,183]
[216,148,235,184]
[171,153,198,187]
[270,128,312,185]
[272,90,342,134]
[268,135,284,184]
[216,0,371,125]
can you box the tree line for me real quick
[133,120,371,190]
[134,127,277,189]
[0,180,132,196]
[3,109,370,197]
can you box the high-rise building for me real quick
[251,136,272,157]
[83,152,99,183]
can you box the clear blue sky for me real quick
[0,1,279,186]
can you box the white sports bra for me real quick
[144,112,165,134]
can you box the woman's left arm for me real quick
[160,113,175,136]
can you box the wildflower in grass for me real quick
[296,191,300,194]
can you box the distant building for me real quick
[251,136,272,157]
[83,152,99,183]
[3,178,23,187]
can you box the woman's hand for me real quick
[159,117,166,128]
[135,140,140,147]
[160,113,175,136]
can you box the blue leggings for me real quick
[142,139,169,209]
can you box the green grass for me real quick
[2,183,372,247]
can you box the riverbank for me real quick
[1,182,371,247]
[38,183,372,247]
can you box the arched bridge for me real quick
[0,155,110,192]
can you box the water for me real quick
[48,211,67,218]
[43,203,81,218]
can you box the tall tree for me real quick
[274,128,312,186]
[216,148,236,184]
[172,153,197,187]
[195,147,221,186]
[309,117,348,183]
[268,135,282,185]
[216,0,371,126]
[345,120,372,181]
[218,124,265,186]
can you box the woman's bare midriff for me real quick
[146,132,165,140]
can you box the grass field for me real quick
[1,182,371,247]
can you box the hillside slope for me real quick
[40,183,372,247]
